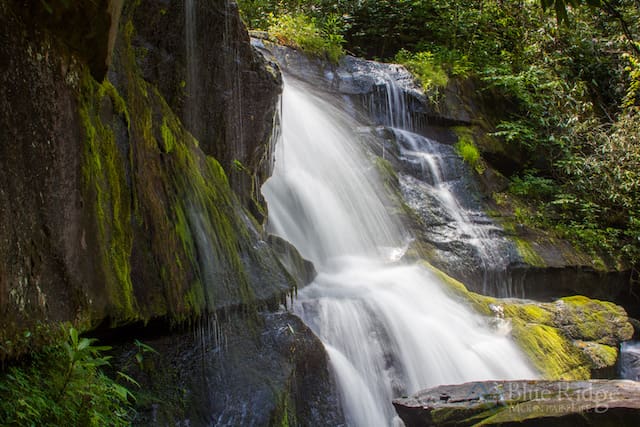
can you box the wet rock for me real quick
[393,380,640,427]
[0,0,291,358]
[129,0,282,210]
[432,266,633,379]
[267,235,317,289]
[113,312,344,426]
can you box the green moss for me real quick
[79,70,137,322]
[514,238,546,267]
[511,321,589,379]
[270,390,294,427]
[452,126,486,174]
[160,118,176,153]
[559,296,633,344]
[574,341,618,369]
[114,11,258,318]
[501,303,553,324]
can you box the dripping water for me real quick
[184,0,199,136]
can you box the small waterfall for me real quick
[620,341,640,381]
[262,77,537,426]
[351,66,521,297]
[392,129,515,296]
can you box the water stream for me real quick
[262,77,537,426]
[392,128,515,296]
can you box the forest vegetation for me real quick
[240,0,640,271]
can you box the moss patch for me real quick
[427,262,632,380]
[453,126,484,174]
[79,70,137,322]
[514,238,546,267]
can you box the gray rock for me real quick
[394,380,640,426]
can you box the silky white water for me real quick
[393,128,513,296]
[262,78,537,426]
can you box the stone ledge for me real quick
[394,380,640,426]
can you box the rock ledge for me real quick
[393,380,640,426]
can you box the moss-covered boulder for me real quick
[429,264,633,380]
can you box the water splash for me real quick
[262,77,537,426]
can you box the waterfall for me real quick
[392,129,515,296]
[620,341,640,381]
[262,77,537,426]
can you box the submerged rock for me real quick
[393,380,640,426]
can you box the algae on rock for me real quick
[428,262,633,380]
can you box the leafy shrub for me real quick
[453,132,481,170]
[509,172,558,200]
[395,49,448,92]
[0,327,135,426]
[268,13,345,63]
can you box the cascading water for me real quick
[620,341,640,381]
[392,129,516,296]
[262,77,537,426]
[184,0,199,135]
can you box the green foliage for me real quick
[509,172,558,201]
[623,48,640,108]
[268,13,344,63]
[395,50,448,92]
[453,129,481,171]
[0,327,135,426]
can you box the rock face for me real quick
[0,0,287,356]
[113,312,344,426]
[393,380,640,426]
[131,0,282,216]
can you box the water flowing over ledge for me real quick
[262,76,537,426]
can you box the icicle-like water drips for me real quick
[262,78,537,426]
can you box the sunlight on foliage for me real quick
[268,13,344,63]
[395,49,448,92]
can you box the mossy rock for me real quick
[426,262,633,380]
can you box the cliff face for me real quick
[130,0,281,219]
[0,1,344,424]
[0,0,287,357]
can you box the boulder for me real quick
[430,265,634,379]
[112,312,345,426]
[393,380,640,426]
